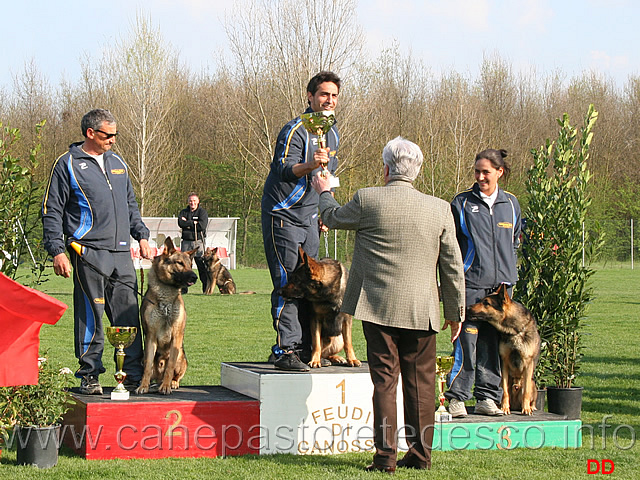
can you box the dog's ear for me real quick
[298,246,308,265]
[205,247,212,254]
[496,283,511,304]
[186,248,198,259]
[296,248,322,278]
[307,257,323,280]
[164,237,176,254]
[212,247,218,254]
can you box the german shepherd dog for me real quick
[468,284,541,415]
[279,247,361,369]
[136,237,197,395]
[202,247,236,295]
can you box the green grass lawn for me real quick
[1,266,639,478]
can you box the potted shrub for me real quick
[516,105,603,419]
[0,354,75,468]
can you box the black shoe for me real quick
[267,352,277,364]
[364,463,396,474]
[397,452,429,470]
[274,351,310,372]
[123,378,141,391]
[80,375,103,395]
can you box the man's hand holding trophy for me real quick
[300,110,340,188]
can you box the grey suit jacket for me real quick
[318,179,465,331]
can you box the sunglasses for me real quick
[94,129,118,139]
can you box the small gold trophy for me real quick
[300,110,340,188]
[435,355,455,422]
[105,326,137,401]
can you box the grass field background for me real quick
[1,265,638,478]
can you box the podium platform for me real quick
[434,409,582,450]
[61,363,582,460]
[62,385,259,460]
[221,361,389,455]
[221,362,582,454]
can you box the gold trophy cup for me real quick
[105,326,137,401]
[435,355,455,422]
[300,110,340,188]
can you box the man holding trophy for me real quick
[261,71,341,372]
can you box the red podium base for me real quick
[62,385,259,460]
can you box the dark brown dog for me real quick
[202,247,237,295]
[136,237,197,395]
[279,247,361,369]
[468,284,541,415]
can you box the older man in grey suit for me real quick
[312,137,465,473]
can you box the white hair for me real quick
[382,136,424,182]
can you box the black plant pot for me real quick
[546,386,583,420]
[15,425,61,468]
[535,388,546,412]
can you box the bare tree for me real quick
[625,76,640,181]
[95,13,186,215]
[430,72,485,197]
[344,44,434,192]
[5,60,59,177]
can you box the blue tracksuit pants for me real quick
[445,287,507,404]
[70,246,144,380]
[261,213,319,356]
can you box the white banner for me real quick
[130,217,239,269]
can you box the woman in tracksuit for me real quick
[445,149,521,417]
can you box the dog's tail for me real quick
[237,291,257,295]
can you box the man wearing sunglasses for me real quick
[42,108,152,395]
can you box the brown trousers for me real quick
[363,321,436,469]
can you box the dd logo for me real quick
[587,459,615,474]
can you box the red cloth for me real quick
[0,273,68,386]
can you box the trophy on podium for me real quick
[300,110,340,188]
[435,355,455,422]
[105,326,137,401]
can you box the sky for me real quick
[2,0,639,93]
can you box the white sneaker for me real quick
[474,399,505,416]
[447,398,468,417]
